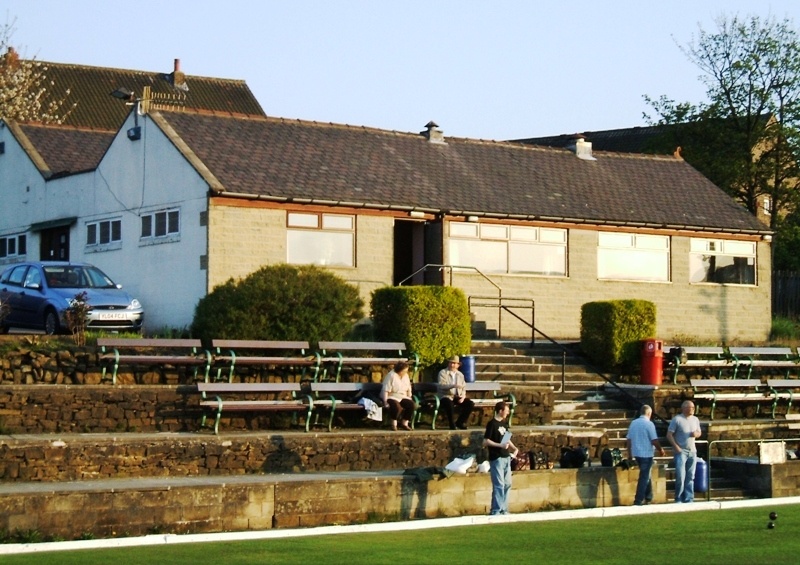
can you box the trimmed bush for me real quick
[580,299,656,372]
[191,264,364,342]
[371,286,471,370]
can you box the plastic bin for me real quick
[695,457,708,493]
[640,339,663,385]
[461,355,476,383]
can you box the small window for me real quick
[0,233,27,259]
[287,212,355,267]
[141,208,180,240]
[598,232,670,282]
[86,219,121,247]
[690,238,756,285]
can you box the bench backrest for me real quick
[197,382,301,393]
[310,382,381,393]
[767,379,800,388]
[682,346,727,355]
[465,382,502,392]
[97,338,202,349]
[212,340,310,352]
[729,347,794,357]
[691,378,762,389]
[318,341,406,353]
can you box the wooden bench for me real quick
[309,382,390,431]
[196,382,313,434]
[98,338,211,384]
[413,381,516,430]
[728,347,799,379]
[784,413,800,430]
[767,379,800,418]
[317,341,419,382]
[668,346,733,384]
[690,378,767,420]
[211,339,321,383]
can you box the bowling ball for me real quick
[768,522,775,529]
[769,512,778,521]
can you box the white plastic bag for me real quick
[445,455,475,474]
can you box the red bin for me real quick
[640,339,663,385]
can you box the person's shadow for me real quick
[262,435,304,473]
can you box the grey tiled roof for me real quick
[512,126,674,154]
[159,111,768,235]
[16,123,114,177]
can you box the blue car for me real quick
[0,261,144,334]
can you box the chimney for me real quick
[420,121,446,144]
[566,134,596,161]
[171,58,188,91]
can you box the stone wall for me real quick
[0,427,607,482]
[0,464,658,539]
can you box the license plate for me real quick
[97,312,127,320]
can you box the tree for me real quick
[644,14,800,233]
[0,17,75,124]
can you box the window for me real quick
[0,233,27,259]
[448,222,567,276]
[597,232,670,282]
[689,238,756,285]
[141,209,180,239]
[287,212,355,267]
[86,219,121,246]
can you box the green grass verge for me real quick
[4,504,800,565]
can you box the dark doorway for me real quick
[393,220,426,286]
[40,226,70,261]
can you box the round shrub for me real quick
[191,264,364,342]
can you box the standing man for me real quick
[626,404,666,506]
[483,400,518,515]
[437,356,475,430]
[666,400,702,503]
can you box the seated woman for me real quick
[381,361,414,431]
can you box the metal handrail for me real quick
[397,264,502,296]
[468,295,534,344]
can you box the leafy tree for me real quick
[191,264,364,342]
[644,14,800,231]
[0,17,75,123]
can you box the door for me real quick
[40,226,70,261]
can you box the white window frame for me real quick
[448,222,567,276]
[597,232,670,282]
[689,238,756,285]
[286,212,355,267]
[140,208,180,241]
[0,233,27,260]
[86,218,122,247]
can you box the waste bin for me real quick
[694,457,708,493]
[461,355,476,383]
[640,339,663,385]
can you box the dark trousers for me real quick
[387,398,415,422]
[439,396,474,428]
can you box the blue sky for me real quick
[3,1,800,140]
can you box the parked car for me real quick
[0,261,144,334]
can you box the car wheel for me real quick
[43,309,61,335]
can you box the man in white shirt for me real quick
[437,356,475,430]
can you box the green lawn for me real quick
[3,504,800,565]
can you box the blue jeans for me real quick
[673,449,697,503]
[634,456,654,505]
[489,457,512,515]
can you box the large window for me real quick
[0,233,26,259]
[141,209,180,240]
[597,232,670,282]
[86,218,121,247]
[287,212,355,267]
[690,238,756,285]
[448,222,567,275]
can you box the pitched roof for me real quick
[157,111,768,235]
[512,126,674,154]
[14,123,114,177]
[31,59,265,130]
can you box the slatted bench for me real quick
[98,338,211,384]
[668,346,733,384]
[767,379,800,418]
[196,382,313,434]
[784,413,800,430]
[413,381,516,430]
[317,341,419,382]
[728,347,799,379]
[211,339,321,383]
[308,382,391,431]
[690,378,767,420]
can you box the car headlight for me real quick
[129,299,142,309]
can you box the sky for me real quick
[3,1,800,141]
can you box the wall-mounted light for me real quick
[110,87,143,141]
[466,215,479,223]
[408,210,425,218]
[763,234,773,242]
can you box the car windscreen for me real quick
[44,266,117,289]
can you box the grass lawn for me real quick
[3,504,800,565]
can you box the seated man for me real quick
[437,356,474,430]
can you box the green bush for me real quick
[580,299,656,372]
[771,317,800,341]
[191,264,364,342]
[371,286,471,370]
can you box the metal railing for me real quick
[397,263,502,297]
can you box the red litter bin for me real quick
[641,339,663,385]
